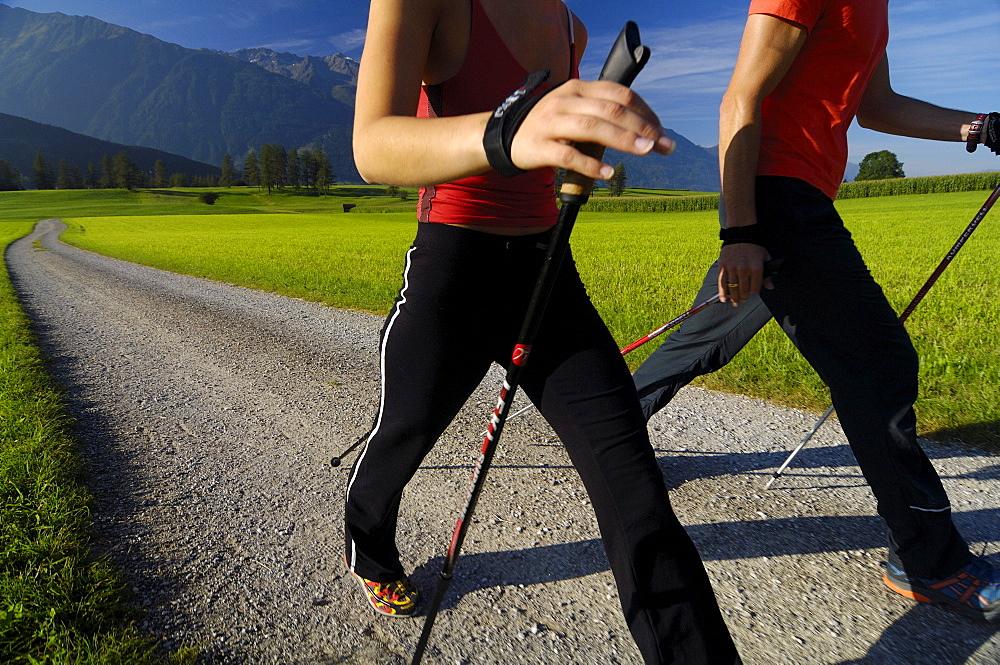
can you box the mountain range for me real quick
[0,112,219,181]
[0,4,722,191]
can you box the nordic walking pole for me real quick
[330,433,367,468]
[619,259,784,355]
[499,259,783,429]
[765,181,1000,489]
[410,23,650,665]
[619,294,722,354]
[499,293,721,426]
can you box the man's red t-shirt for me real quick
[749,0,889,199]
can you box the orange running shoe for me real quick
[346,561,420,618]
[884,556,1000,622]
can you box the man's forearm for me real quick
[857,93,985,143]
[718,95,761,228]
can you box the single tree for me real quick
[287,149,300,190]
[607,162,627,196]
[153,160,170,188]
[99,155,114,188]
[243,150,261,190]
[220,153,235,188]
[855,150,905,181]
[259,144,276,194]
[314,147,333,194]
[112,151,139,189]
[274,145,288,189]
[57,159,71,190]
[68,163,84,189]
[0,159,23,191]
[86,163,98,189]
[300,150,317,190]
[32,152,53,190]
[259,143,289,194]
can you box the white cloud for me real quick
[260,38,315,54]
[329,28,366,53]
[577,17,744,145]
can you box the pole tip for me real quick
[331,457,342,468]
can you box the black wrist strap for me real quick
[483,70,553,178]
[719,224,766,247]
[984,112,1000,156]
[967,113,987,153]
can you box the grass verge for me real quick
[1,221,191,664]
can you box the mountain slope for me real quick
[0,5,357,179]
[0,112,219,180]
[604,130,720,192]
[229,48,359,108]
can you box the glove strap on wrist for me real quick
[719,224,766,247]
[483,70,553,178]
[984,112,1000,157]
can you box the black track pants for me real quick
[344,223,738,664]
[633,176,970,579]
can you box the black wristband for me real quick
[967,113,987,153]
[483,70,553,178]
[719,224,766,247]
[984,112,1000,156]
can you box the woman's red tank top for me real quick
[416,0,576,227]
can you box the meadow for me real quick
[1,184,998,663]
[55,187,1000,445]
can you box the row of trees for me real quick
[595,151,901,196]
[1,144,905,194]
[238,145,335,194]
[2,143,337,193]
[23,151,220,191]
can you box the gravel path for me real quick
[7,218,1000,664]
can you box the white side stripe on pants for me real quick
[345,245,418,572]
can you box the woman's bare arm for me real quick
[353,0,674,187]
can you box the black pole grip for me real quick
[599,21,651,87]
[561,21,650,203]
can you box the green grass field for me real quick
[55,188,1000,445]
[1,184,998,663]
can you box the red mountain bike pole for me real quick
[765,182,1000,489]
[410,23,651,665]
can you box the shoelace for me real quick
[932,562,998,606]
[369,579,411,602]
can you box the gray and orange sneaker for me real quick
[884,556,1000,622]
[346,561,420,618]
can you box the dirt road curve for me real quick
[6,219,1000,664]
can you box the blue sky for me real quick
[4,0,999,176]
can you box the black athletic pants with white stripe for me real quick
[345,222,739,664]
[633,176,971,579]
